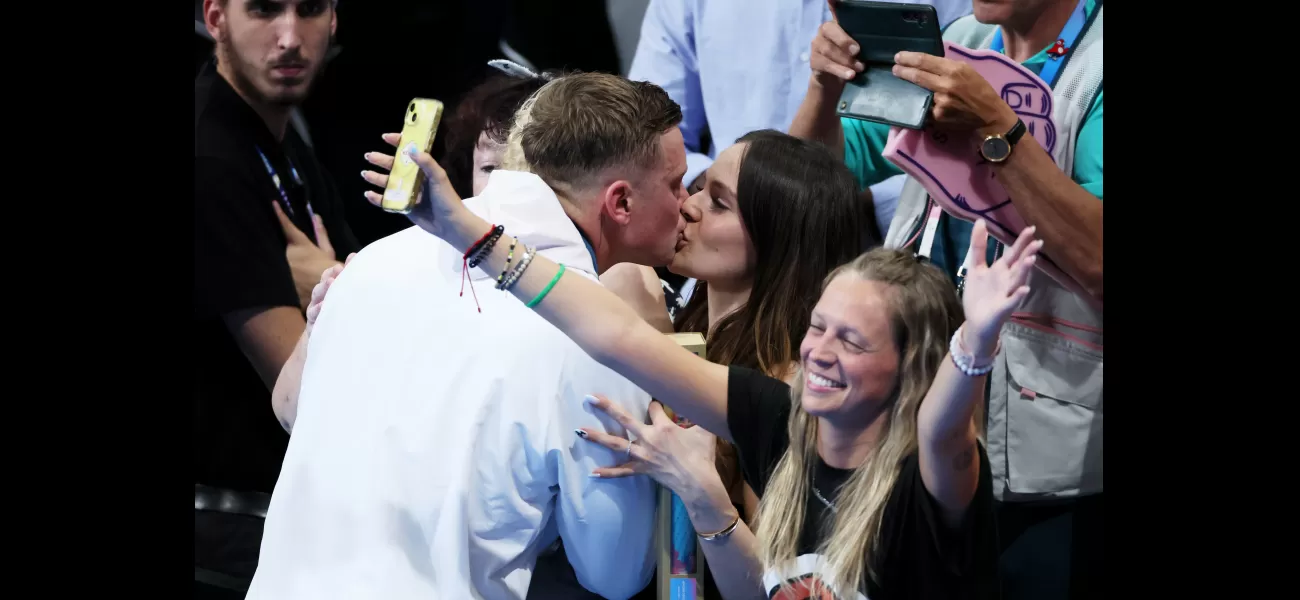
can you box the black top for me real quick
[726,366,999,600]
[194,62,359,493]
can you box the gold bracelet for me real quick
[696,514,741,542]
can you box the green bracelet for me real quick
[526,264,566,308]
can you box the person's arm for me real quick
[917,222,1041,527]
[682,474,766,600]
[225,307,304,391]
[470,233,732,438]
[788,9,860,158]
[992,92,1104,301]
[627,0,713,186]
[599,263,675,333]
[195,158,306,392]
[270,259,349,432]
[553,392,658,599]
[789,13,904,190]
[271,329,308,432]
[363,148,733,437]
[972,99,1102,301]
[582,397,770,600]
[891,53,1104,302]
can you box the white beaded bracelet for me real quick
[949,325,999,377]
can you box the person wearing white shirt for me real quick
[249,73,690,600]
[628,0,972,239]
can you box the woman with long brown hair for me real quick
[602,128,873,597]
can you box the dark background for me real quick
[195,0,630,245]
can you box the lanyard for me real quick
[255,146,313,223]
[989,0,1090,89]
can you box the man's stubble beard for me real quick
[216,29,330,109]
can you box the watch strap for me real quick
[1005,119,1027,146]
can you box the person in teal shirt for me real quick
[797,0,1103,297]
[790,1,1104,599]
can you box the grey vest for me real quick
[885,9,1104,500]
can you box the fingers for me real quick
[590,466,638,479]
[819,20,857,53]
[575,427,635,454]
[320,261,345,284]
[272,202,309,243]
[306,280,329,324]
[361,168,390,189]
[365,151,395,172]
[1006,241,1043,290]
[1001,225,1038,265]
[967,220,989,269]
[405,146,448,184]
[584,394,644,436]
[345,252,357,267]
[363,190,383,208]
[812,22,862,80]
[648,401,672,426]
[381,132,401,148]
[893,51,953,74]
[891,63,946,92]
[312,214,334,255]
[1007,284,1031,308]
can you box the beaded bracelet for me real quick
[468,226,505,269]
[494,238,518,288]
[948,325,1000,376]
[500,245,535,291]
[463,224,501,262]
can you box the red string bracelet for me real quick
[460,224,499,313]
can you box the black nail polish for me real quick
[574,429,588,439]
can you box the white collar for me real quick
[454,170,598,281]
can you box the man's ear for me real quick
[203,0,225,40]
[600,180,634,226]
[330,4,339,36]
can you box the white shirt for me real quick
[248,171,657,600]
[627,0,972,237]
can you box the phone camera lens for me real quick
[410,111,419,124]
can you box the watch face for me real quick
[982,137,1011,162]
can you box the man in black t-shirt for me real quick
[194,0,358,596]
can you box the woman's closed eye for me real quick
[479,164,498,175]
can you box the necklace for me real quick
[812,485,837,513]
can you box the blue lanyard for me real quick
[989,0,1089,89]
[580,231,599,273]
[255,146,313,222]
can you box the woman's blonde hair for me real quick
[499,77,554,173]
[754,248,969,594]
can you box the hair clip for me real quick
[488,59,553,82]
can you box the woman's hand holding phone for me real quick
[361,134,475,250]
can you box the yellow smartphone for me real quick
[382,98,444,214]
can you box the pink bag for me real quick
[883,41,1090,300]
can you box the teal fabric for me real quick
[840,0,1102,281]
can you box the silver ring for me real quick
[624,440,634,460]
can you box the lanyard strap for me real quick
[255,146,313,223]
[913,0,1093,271]
[989,0,1090,89]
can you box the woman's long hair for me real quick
[755,249,966,594]
[672,129,873,508]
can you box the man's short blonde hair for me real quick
[500,73,682,193]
